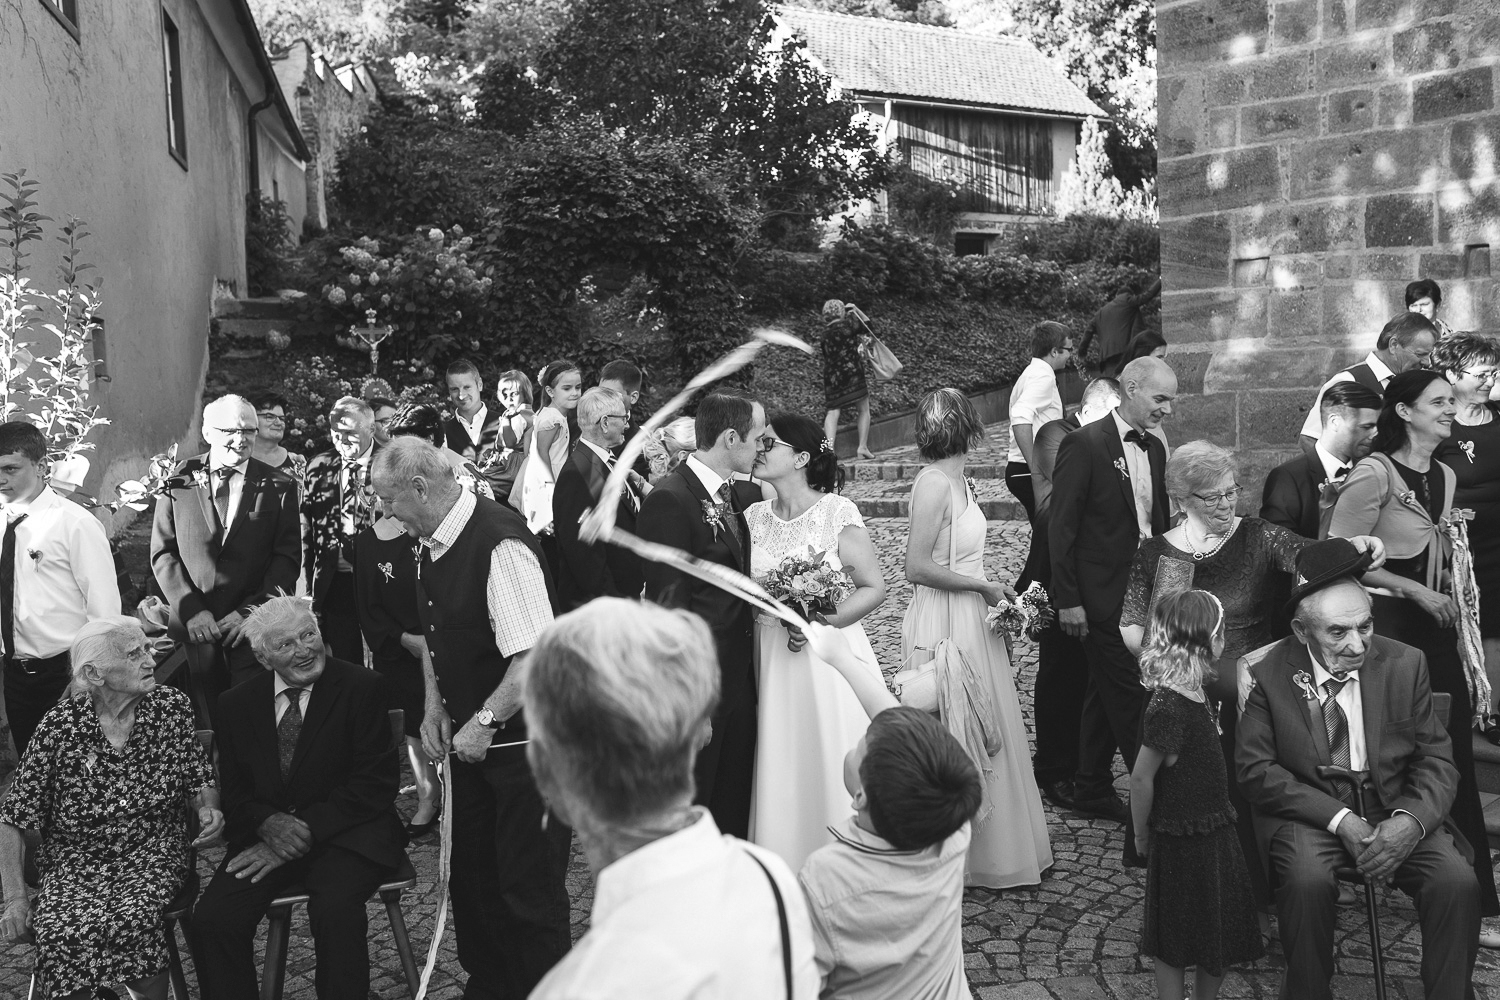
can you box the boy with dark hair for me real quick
[598,360,650,477]
[799,702,982,1000]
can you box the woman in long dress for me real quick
[903,388,1052,888]
[746,413,886,872]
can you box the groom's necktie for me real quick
[716,482,744,550]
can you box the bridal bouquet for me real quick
[986,582,1055,640]
[759,546,857,621]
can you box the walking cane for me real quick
[1317,764,1386,1000]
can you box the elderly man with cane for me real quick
[370,437,570,1000]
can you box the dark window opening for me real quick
[954,234,988,256]
[163,10,187,168]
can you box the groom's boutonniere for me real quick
[701,499,730,539]
[1113,457,1130,481]
[1293,669,1318,701]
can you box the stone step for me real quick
[842,462,1008,482]
[213,316,293,343]
[214,294,306,320]
[852,496,1027,520]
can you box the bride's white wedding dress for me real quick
[746,492,881,873]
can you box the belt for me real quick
[4,652,69,675]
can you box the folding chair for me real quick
[259,709,420,1000]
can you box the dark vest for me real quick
[1344,363,1386,396]
[415,496,556,729]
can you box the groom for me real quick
[637,392,766,838]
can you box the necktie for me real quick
[278,686,306,780]
[341,462,367,536]
[716,482,744,549]
[1323,676,1352,776]
[1124,429,1150,451]
[213,467,235,531]
[1,513,28,660]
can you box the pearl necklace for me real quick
[1184,518,1237,562]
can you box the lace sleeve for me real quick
[1254,517,1310,575]
[1120,543,1158,630]
[828,495,864,534]
[1142,691,1186,755]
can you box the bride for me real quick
[746,413,887,872]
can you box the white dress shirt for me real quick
[1299,352,1394,438]
[455,404,490,448]
[684,454,728,501]
[2,486,121,658]
[210,458,250,532]
[1110,409,1155,540]
[530,809,818,1000]
[1007,358,1064,464]
[273,673,316,725]
[1314,442,1353,484]
[579,438,614,469]
[420,488,553,658]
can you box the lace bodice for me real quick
[746,493,864,579]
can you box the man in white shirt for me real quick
[0,422,120,754]
[1297,312,1437,449]
[1238,538,1478,1000]
[1006,322,1073,521]
[442,358,501,462]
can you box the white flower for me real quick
[427,228,444,243]
[327,287,347,305]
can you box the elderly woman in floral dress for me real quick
[0,617,220,999]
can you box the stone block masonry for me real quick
[1158,0,1500,508]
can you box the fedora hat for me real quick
[1284,537,1374,617]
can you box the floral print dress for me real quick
[0,687,214,995]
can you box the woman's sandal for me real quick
[1480,928,1500,949]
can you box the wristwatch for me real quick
[475,707,499,728]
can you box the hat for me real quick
[1284,538,1374,617]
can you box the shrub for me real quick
[825,224,957,303]
[736,248,827,313]
[885,165,964,245]
[246,194,296,296]
[999,214,1159,269]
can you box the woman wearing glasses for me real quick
[1434,334,1500,719]
[1328,368,1500,938]
[246,390,307,495]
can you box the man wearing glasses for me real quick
[151,394,301,725]
[552,388,648,609]
[1298,312,1437,455]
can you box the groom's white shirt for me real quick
[685,454,727,500]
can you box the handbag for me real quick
[860,334,904,381]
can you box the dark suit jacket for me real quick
[1030,415,1079,520]
[150,455,301,625]
[443,410,502,464]
[302,448,380,606]
[1078,278,1161,373]
[215,657,407,868]
[1048,415,1167,622]
[1261,451,1330,540]
[1235,635,1461,878]
[553,442,645,608]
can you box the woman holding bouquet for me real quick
[745,413,886,871]
[904,388,1052,888]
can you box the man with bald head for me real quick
[1237,538,1478,999]
[151,394,301,723]
[1048,356,1173,842]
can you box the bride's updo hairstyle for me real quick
[770,413,844,494]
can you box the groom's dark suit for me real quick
[637,462,755,838]
[1260,450,1330,541]
[1048,413,1167,815]
[1237,635,1478,1000]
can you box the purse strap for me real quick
[745,849,793,1000]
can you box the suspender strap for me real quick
[745,849,793,1000]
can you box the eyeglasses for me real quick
[760,438,796,453]
[1462,369,1500,383]
[1191,485,1241,507]
[600,412,629,425]
[212,427,257,437]
[256,411,286,424]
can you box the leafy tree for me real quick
[248,0,403,60]
[782,0,956,26]
[473,63,563,136]
[1054,118,1156,222]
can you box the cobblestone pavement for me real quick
[7,519,1500,998]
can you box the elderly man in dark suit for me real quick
[151,394,301,723]
[192,595,406,1000]
[1262,381,1383,540]
[1237,538,1479,999]
[637,392,766,839]
[553,387,647,609]
[1049,357,1173,828]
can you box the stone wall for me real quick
[1158,0,1500,499]
[273,42,378,232]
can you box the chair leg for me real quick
[382,890,420,999]
[27,972,36,1000]
[261,905,293,1000]
[1362,878,1387,1000]
[175,911,208,1000]
[164,916,191,1000]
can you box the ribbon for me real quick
[1441,509,1490,726]
[412,761,454,1000]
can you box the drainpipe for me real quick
[247,96,275,200]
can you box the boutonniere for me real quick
[378,561,394,583]
[1461,440,1477,464]
[1293,670,1318,701]
[701,499,731,539]
[1113,457,1130,481]
[191,469,211,492]
[84,751,97,773]
[27,549,40,564]
[964,476,979,497]
[1396,489,1421,512]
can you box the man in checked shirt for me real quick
[371,437,569,1000]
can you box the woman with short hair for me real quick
[902,388,1052,888]
[0,617,221,1000]
[1407,278,1455,338]
[524,599,819,999]
[246,390,307,491]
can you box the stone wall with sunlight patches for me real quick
[1157,0,1500,499]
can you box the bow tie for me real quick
[1123,430,1150,451]
[1334,466,1351,479]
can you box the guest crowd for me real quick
[0,276,1493,1000]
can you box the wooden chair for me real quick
[259,709,421,1000]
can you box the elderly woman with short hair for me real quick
[524,598,819,999]
[0,617,220,1000]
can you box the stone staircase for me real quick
[839,418,1028,521]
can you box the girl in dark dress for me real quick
[1130,590,1263,999]
[1433,333,1500,720]
[1328,369,1500,942]
[820,299,873,459]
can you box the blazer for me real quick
[1260,450,1329,540]
[150,455,301,625]
[444,410,502,464]
[553,443,645,609]
[1235,635,1461,879]
[636,464,752,647]
[302,447,381,606]
[215,657,407,869]
[1327,452,1457,592]
[1047,415,1168,622]
[1029,415,1078,520]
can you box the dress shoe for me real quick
[1071,792,1130,824]
[1039,779,1076,810]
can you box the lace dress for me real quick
[746,493,880,873]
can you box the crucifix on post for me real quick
[351,309,392,376]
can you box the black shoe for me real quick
[1038,779,1076,809]
[1072,793,1130,824]
[405,805,440,839]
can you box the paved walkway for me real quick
[5,520,1500,998]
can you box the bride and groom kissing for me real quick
[636,392,884,869]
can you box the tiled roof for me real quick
[775,6,1105,119]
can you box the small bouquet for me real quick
[759,546,857,621]
[986,581,1055,640]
